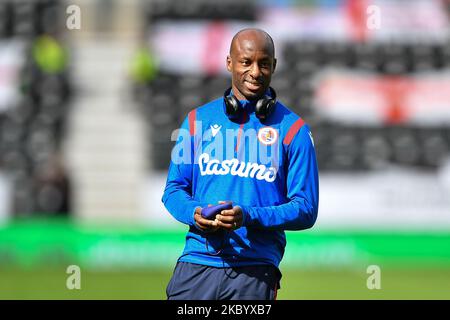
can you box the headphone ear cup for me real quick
[225,95,241,118]
[255,96,275,120]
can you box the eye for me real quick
[241,60,250,66]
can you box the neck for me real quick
[231,86,247,101]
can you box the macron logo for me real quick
[210,124,222,137]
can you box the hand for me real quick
[194,205,220,233]
[215,201,243,231]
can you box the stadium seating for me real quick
[146,0,256,22]
[0,0,72,216]
[135,0,450,172]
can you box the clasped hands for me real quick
[194,201,243,232]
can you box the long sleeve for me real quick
[161,113,205,226]
[239,124,319,231]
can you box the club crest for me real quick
[258,127,278,145]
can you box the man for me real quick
[162,28,319,300]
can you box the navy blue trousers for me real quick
[166,261,281,300]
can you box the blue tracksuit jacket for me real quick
[162,95,319,268]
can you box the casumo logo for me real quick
[198,153,277,183]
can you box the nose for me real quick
[249,62,261,79]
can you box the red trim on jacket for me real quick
[283,118,305,145]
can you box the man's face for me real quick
[226,37,276,101]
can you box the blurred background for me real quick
[1,0,450,299]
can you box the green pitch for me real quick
[1,267,449,300]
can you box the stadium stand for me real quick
[0,0,72,217]
[135,0,450,172]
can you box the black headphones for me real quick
[223,87,277,121]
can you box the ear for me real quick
[272,58,277,74]
[226,55,232,72]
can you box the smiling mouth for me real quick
[245,81,262,91]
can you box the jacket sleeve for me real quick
[161,113,206,226]
[239,124,319,231]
